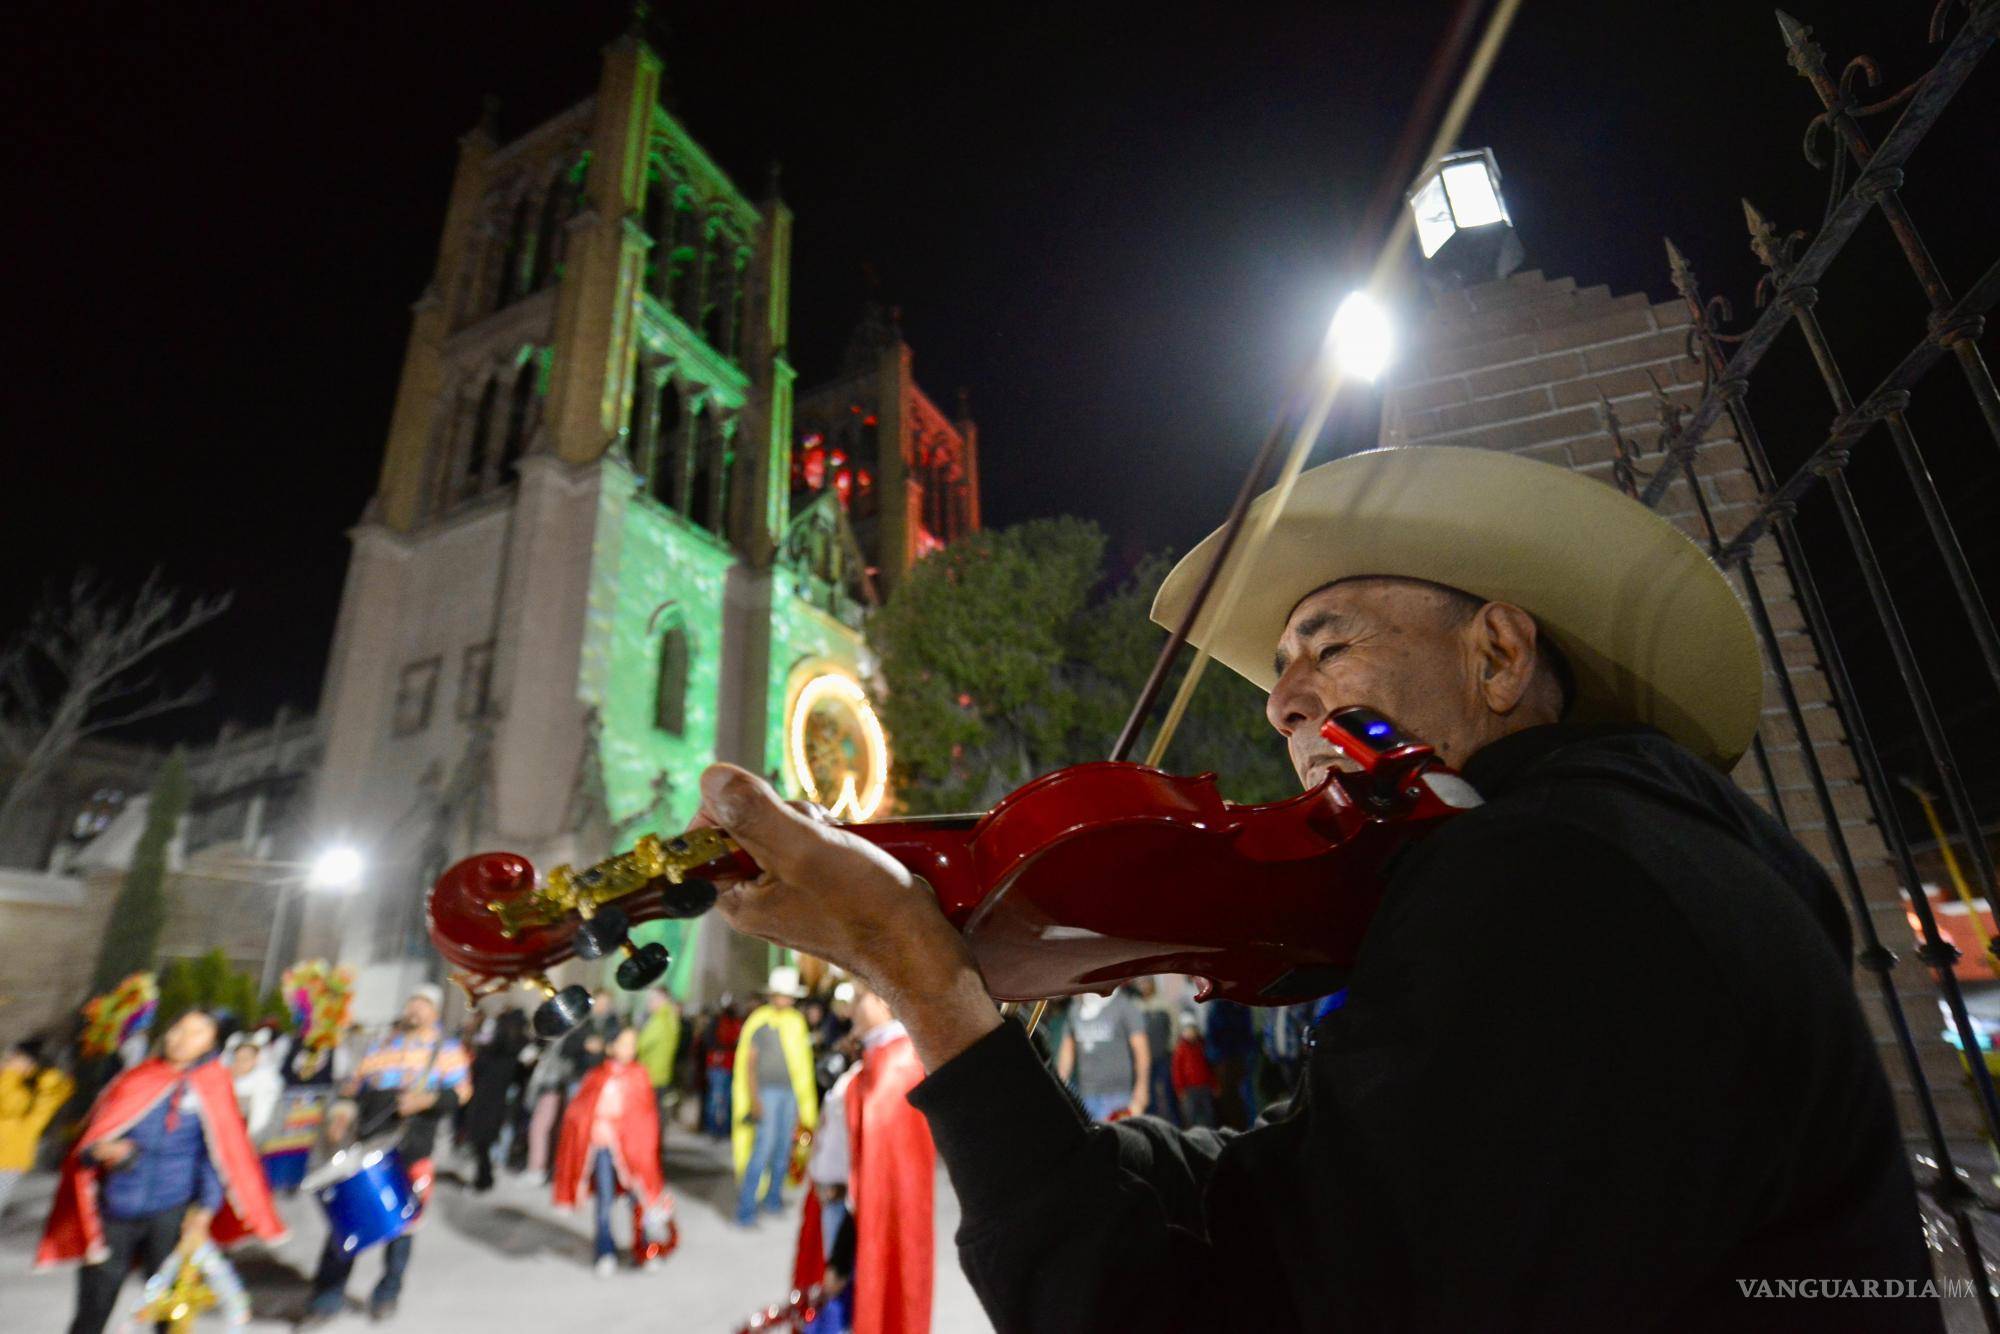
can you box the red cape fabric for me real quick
[551,1059,667,1211]
[37,1057,286,1269]
[848,1032,935,1334]
[792,1179,825,1293]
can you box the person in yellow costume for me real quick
[731,966,818,1227]
[2,1039,75,1219]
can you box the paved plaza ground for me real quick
[0,1134,992,1333]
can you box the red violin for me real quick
[427,707,1482,1033]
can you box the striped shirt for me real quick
[353,1029,469,1095]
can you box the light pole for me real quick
[256,846,366,997]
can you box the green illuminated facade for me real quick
[315,24,978,1011]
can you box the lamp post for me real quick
[256,846,365,997]
[1406,147,1523,287]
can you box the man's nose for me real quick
[1266,668,1320,735]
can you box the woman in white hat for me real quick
[690,448,1936,1331]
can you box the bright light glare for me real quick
[1441,159,1504,229]
[308,846,365,891]
[1410,174,1454,258]
[1328,291,1394,382]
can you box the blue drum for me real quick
[305,1142,417,1254]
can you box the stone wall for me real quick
[1381,268,1974,1143]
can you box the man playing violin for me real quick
[692,446,1940,1332]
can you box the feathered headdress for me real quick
[281,960,354,1055]
[81,972,158,1060]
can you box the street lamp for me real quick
[307,846,364,891]
[259,846,366,995]
[1328,291,1395,383]
[1406,147,1523,286]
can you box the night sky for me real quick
[4,1,1995,806]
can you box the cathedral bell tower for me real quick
[309,22,805,1016]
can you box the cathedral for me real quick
[307,22,979,1018]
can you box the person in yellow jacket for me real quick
[1,1039,75,1218]
[732,967,817,1226]
[635,990,681,1164]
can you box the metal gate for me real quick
[1609,3,2000,1322]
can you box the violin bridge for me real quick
[483,828,738,935]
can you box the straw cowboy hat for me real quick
[1150,446,1761,770]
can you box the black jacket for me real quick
[910,724,1941,1333]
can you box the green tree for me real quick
[155,949,271,1033]
[88,750,189,993]
[868,519,1294,814]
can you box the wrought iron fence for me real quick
[1611,2,2000,1323]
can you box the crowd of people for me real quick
[0,958,963,1333]
[0,953,1332,1334]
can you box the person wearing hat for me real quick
[690,447,1938,1331]
[301,984,469,1325]
[732,965,819,1227]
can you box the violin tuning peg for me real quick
[533,984,593,1038]
[616,941,671,991]
[573,905,632,960]
[659,877,718,920]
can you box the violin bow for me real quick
[1021,0,1527,1037]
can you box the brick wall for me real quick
[1382,268,1975,1144]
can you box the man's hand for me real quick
[695,765,1001,1071]
[178,1208,211,1256]
[1128,1088,1149,1117]
[396,1088,438,1118]
[325,1101,357,1144]
[89,1139,136,1168]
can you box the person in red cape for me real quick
[38,1009,285,1334]
[795,978,935,1334]
[553,1024,677,1274]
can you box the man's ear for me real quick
[1470,601,1542,715]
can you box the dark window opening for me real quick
[457,641,495,720]
[531,186,563,290]
[500,361,535,472]
[655,626,690,735]
[393,658,442,736]
[465,378,497,495]
[498,197,532,308]
[650,384,684,509]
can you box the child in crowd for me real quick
[553,1026,676,1274]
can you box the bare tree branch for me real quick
[0,570,232,837]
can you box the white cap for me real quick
[410,984,445,1011]
[766,966,807,999]
[832,981,856,1005]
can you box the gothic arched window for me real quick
[500,359,535,473]
[687,404,717,532]
[651,382,684,509]
[498,196,532,308]
[465,377,498,495]
[531,185,564,290]
[655,624,690,736]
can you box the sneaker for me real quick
[595,1255,617,1278]
[295,1313,338,1331]
[368,1299,398,1322]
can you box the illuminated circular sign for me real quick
[786,671,889,820]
